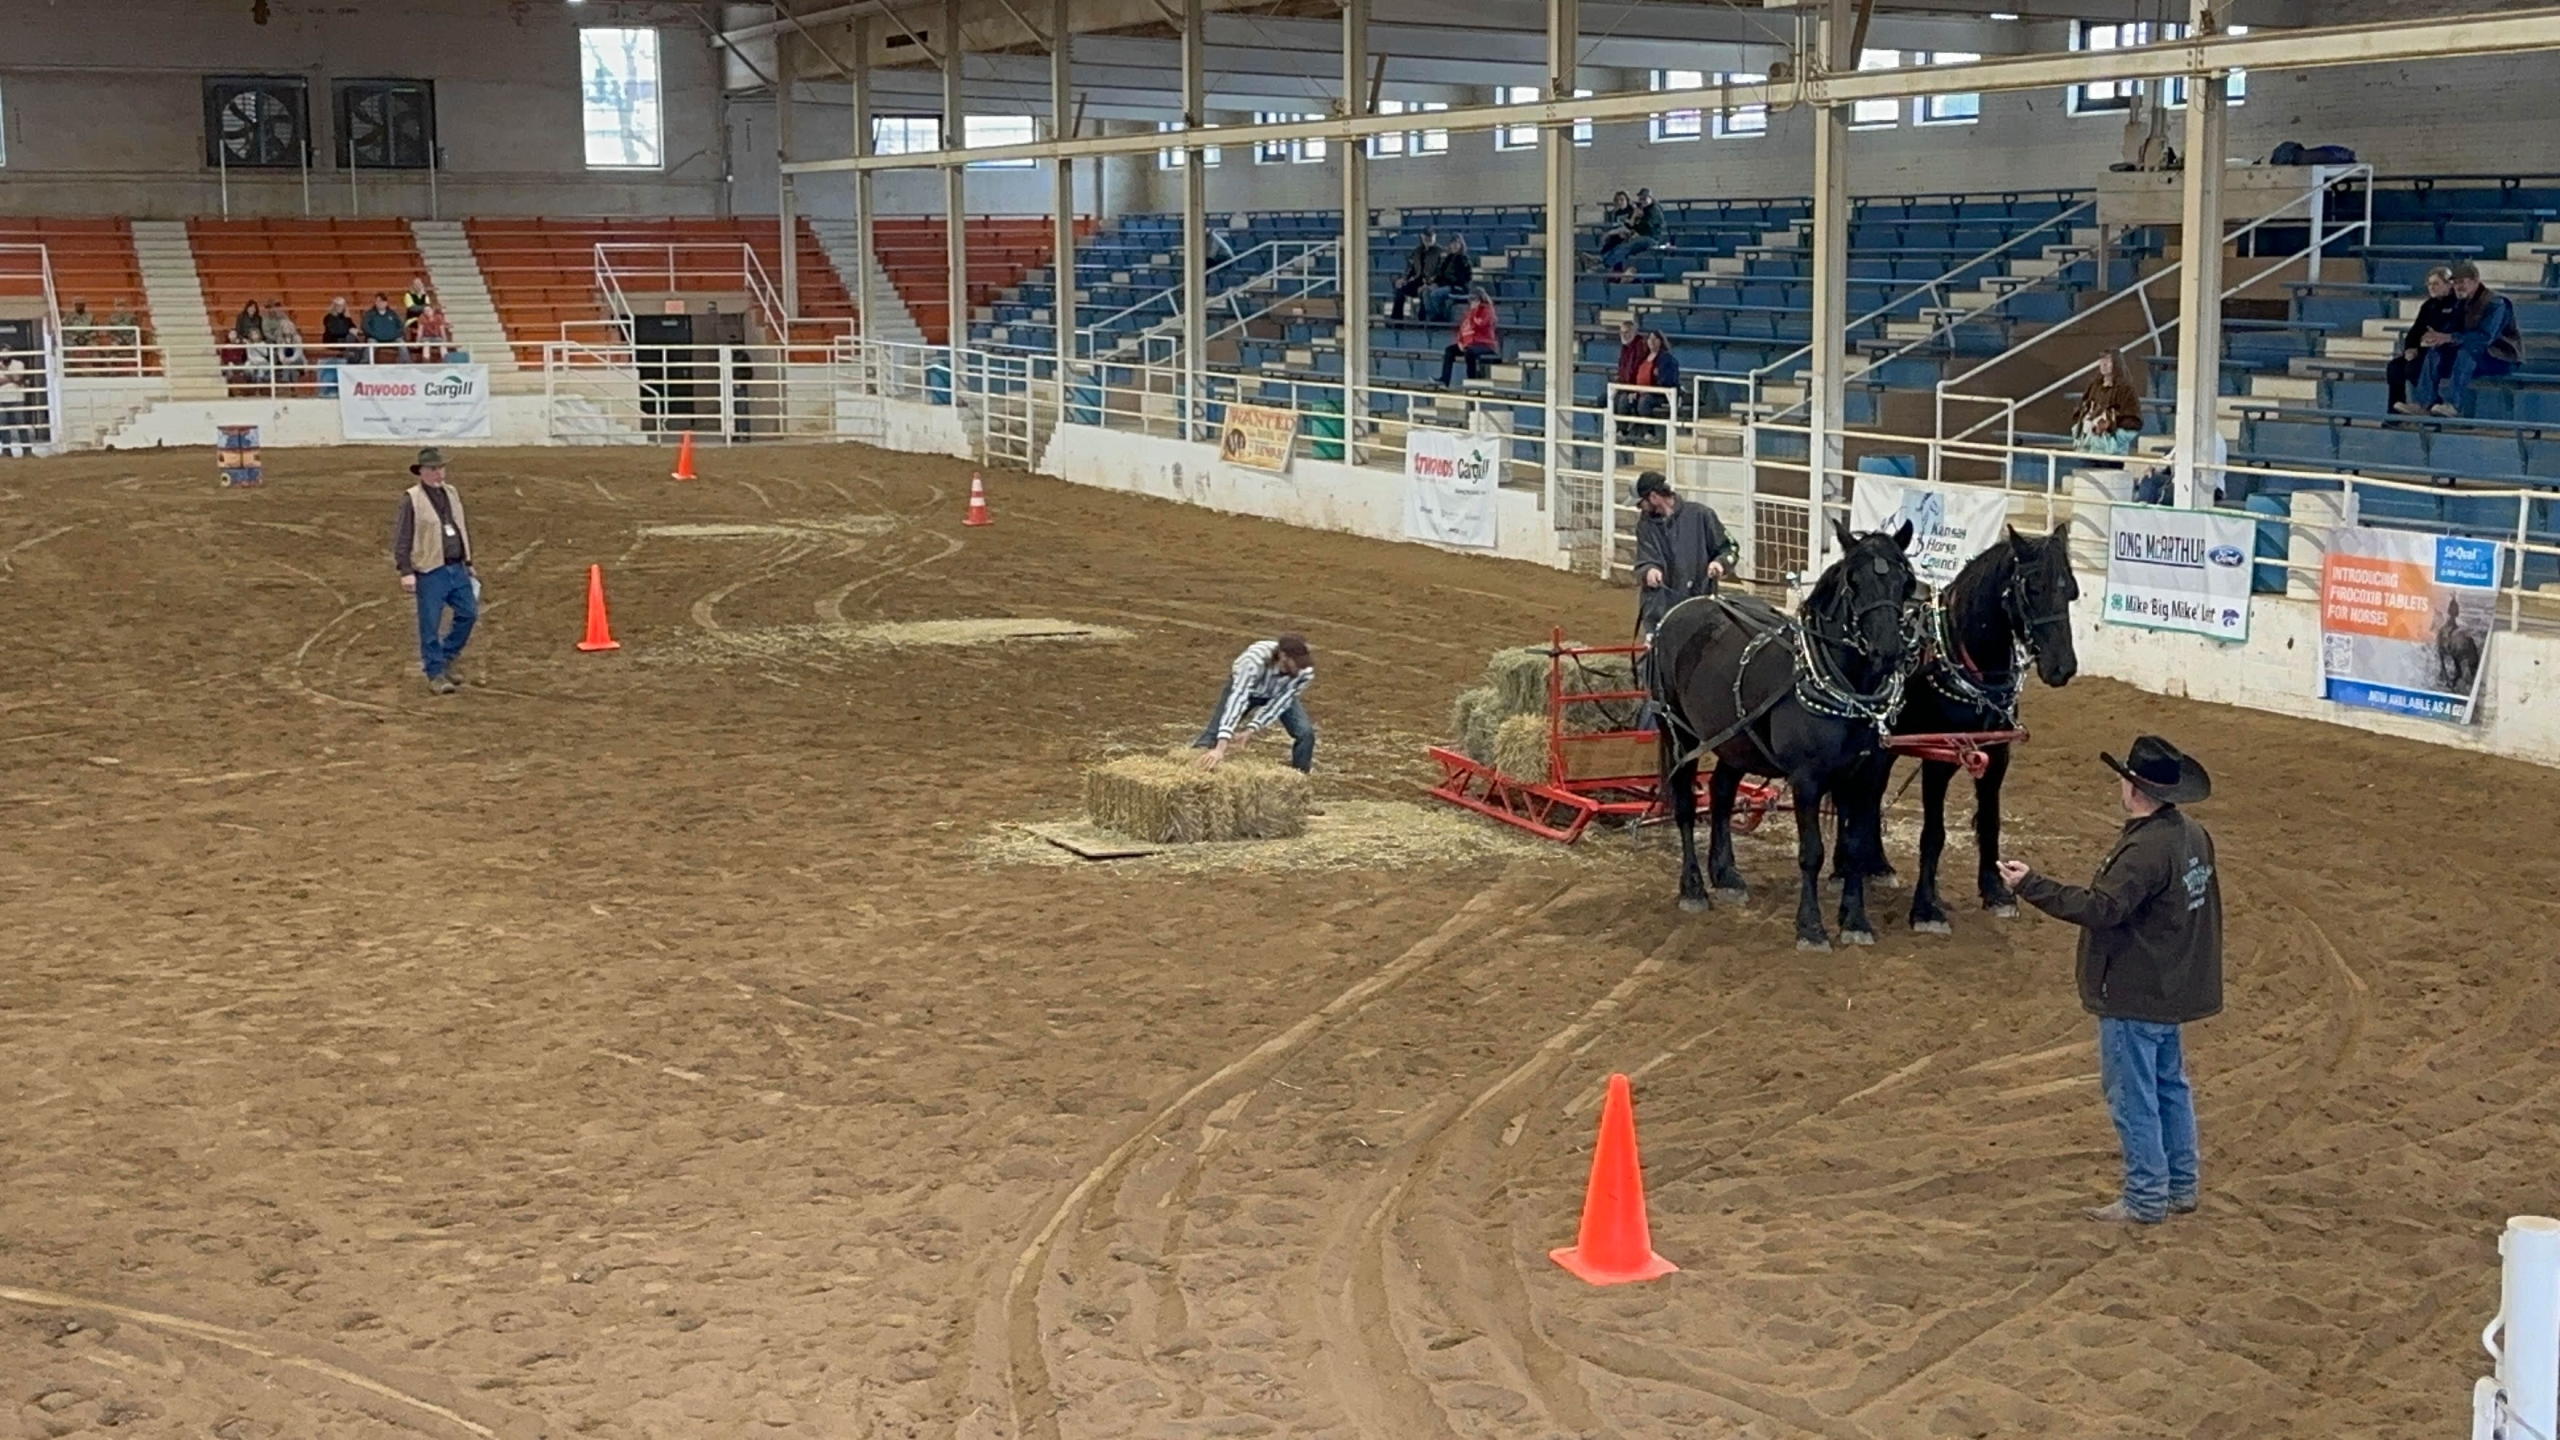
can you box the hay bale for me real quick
[1490,714,1556,783]
[1083,751,1311,843]
[1450,685,1504,763]
[1485,645,1644,735]
[1484,647,1557,718]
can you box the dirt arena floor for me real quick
[3,441,2556,1440]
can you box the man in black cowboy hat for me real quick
[1997,736,2222,1225]
[389,446,478,695]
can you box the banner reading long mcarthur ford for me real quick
[2319,526,2500,725]
[2103,503,2256,642]
[1401,426,1500,550]
[337,364,493,441]
[1849,475,2011,591]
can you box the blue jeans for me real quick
[414,562,479,678]
[2412,345,2514,414]
[1196,682,1315,773]
[1601,236,1657,271]
[2098,1017,2199,1222]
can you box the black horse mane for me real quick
[1940,534,2026,679]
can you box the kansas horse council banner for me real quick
[1401,426,1501,550]
[2319,526,2500,725]
[337,364,494,441]
[2103,503,2256,642]
[1217,403,1298,473]
[1848,475,2010,591]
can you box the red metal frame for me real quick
[1428,628,2032,845]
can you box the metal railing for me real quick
[540,337,872,446]
[1071,239,1339,360]
[1935,165,2377,460]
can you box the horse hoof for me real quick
[1988,904,2019,919]
[1713,887,1750,906]
[1869,873,1902,892]
[1797,937,1833,954]
[1679,895,1711,914]
[1840,929,1876,946]
[1912,920,1953,936]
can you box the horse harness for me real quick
[1917,555,2068,732]
[1655,580,1918,774]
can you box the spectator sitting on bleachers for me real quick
[1602,190,1666,280]
[2071,350,2145,461]
[321,296,357,357]
[1389,229,1441,321]
[1611,318,1646,442]
[61,299,95,351]
[1589,191,1635,272]
[235,299,266,344]
[415,304,453,362]
[269,310,308,388]
[1439,289,1500,388]
[105,297,141,348]
[219,329,250,392]
[362,293,407,363]
[404,276,433,326]
[1631,329,1681,447]
[1425,239,1474,323]
[2409,261,2524,419]
[2387,266,2460,415]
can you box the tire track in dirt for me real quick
[985,871,1578,1440]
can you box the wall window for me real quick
[579,27,662,169]
[1157,120,1221,168]
[872,116,940,155]
[964,114,1036,168]
[1495,86,1591,149]
[1649,69,1703,143]
[1367,100,1448,158]
[1712,72,1767,137]
[2070,21,2246,114]
[1850,50,1901,128]
[1253,113,1326,163]
[204,76,311,169]
[1913,52,1979,125]
[333,79,436,169]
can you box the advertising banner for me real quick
[1218,403,1299,473]
[1849,475,2011,591]
[1402,426,1501,550]
[2319,526,2499,724]
[337,364,493,441]
[2103,503,2257,642]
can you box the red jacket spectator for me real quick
[1456,298,1498,352]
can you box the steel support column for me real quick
[850,17,876,350]
[1181,0,1209,441]
[1052,0,1078,387]
[1339,0,1371,414]
[1807,0,1853,575]
[944,1,970,383]
[1541,0,1578,527]
[2171,0,2230,509]
[777,38,800,318]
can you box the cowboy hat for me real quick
[409,446,449,474]
[2102,735,2211,804]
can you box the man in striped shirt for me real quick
[1194,633,1317,772]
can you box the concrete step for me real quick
[1883,320,1934,341]
[2249,373,2319,401]
[2324,336,2395,360]
[2507,239,2560,263]
[128,220,225,392]
[2474,257,2546,286]
[408,219,519,372]
[2362,316,2405,340]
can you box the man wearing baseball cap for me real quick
[1631,470,1736,640]
[1997,736,2222,1224]
[390,447,478,695]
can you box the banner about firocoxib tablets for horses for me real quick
[1848,475,2009,591]
[2319,526,2499,725]
[2103,503,2256,642]
[1402,426,1500,550]
[337,365,494,441]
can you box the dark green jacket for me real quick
[2017,806,2223,1025]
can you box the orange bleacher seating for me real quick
[872,217,1093,345]
[0,218,156,368]
[185,217,426,350]
[464,216,857,363]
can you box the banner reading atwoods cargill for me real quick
[2103,502,2257,642]
[337,364,493,441]
[2319,525,2501,725]
[1401,426,1501,550]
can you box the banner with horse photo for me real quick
[2102,503,2256,642]
[1848,475,2011,591]
[1217,404,1299,473]
[2319,527,2500,725]
[1401,426,1501,550]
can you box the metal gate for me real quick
[970,351,1036,468]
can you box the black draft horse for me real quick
[1839,523,2081,930]
[1650,520,1921,951]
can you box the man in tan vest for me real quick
[390,447,478,694]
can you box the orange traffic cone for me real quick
[963,472,992,526]
[670,431,698,482]
[575,564,622,653]
[1550,1074,1677,1285]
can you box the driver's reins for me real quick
[1656,560,1919,773]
